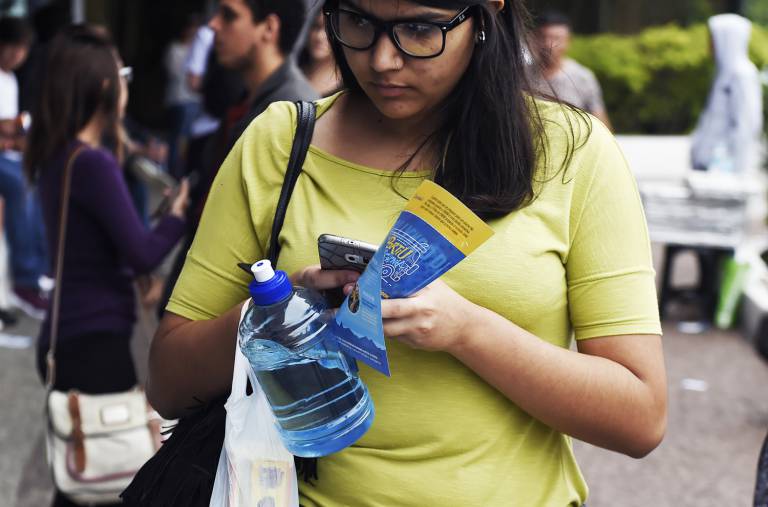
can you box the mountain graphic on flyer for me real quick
[329,320,385,354]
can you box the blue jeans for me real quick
[0,153,49,288]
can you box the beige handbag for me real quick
[44,146,164,505]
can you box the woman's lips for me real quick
[371,82,410,97]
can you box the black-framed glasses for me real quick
[324,6,472,59]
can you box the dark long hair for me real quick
[323,0,589,220]
[24,25,122,181]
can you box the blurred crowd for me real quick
[0,4,345,334]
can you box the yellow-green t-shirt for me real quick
[168,94,662,506]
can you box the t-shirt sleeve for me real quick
[566,122,661,340]
[166,135,258,320]
[167,101,296,320]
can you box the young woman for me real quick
[299,12,343,97]
[24,25,189,507]
[148,1,667,505]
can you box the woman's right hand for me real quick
[169,178,190,218]
[290,265,360,294]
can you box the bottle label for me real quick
[329,180,494,376]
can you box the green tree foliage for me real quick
[746,0,768,26]
[569,23,768,133]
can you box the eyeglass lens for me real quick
[334,10,445,58]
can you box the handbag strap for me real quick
[45,145,85,391]
[267,100,316,265]
[270,101,319,484]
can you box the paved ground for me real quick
[575,324,768,507]
[0,303,156,507]
[1,247,767,507]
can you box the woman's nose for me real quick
[369,32,404,73]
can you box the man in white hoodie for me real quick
[691,14,764,173]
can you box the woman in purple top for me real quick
[23,25,189,507]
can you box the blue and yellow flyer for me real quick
[329,180,495,376]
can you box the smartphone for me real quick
[318,234,378,307]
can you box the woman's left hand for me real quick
[379,279,479,354]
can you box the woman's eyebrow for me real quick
[339,1,454,22]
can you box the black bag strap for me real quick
[268,100,316,265]
[266,100,319,483]
[235,100,319,482]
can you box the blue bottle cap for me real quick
[248,260,293,306]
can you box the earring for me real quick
[476,31,486,44]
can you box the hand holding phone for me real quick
[318,234,377,307]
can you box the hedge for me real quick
[569,23,768,134]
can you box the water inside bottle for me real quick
[239,287,374,457]
[241,339,366,432]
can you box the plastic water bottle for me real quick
[238,260,374,457]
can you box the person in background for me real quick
[181,24,245,182]
[157,0,318,316]
[165,13,204,178]
[0,16,51,320]
[299,12,342,97]
[205,0,318,168]
[691,13,763,173]
[198,0,317,229]
[531,10,612,130]
[23,25,189,507]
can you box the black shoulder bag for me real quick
[122,100,317,506]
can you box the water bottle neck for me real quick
[249,269,293,306]
[248,293,289,311]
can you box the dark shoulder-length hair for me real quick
[323,0,588,220]
[24,24,122,181]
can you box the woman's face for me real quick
[309,14,333,62]
[338,0,477,123]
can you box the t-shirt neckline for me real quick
[307,91,434,179]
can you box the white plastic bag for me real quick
[210,305,299,507]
